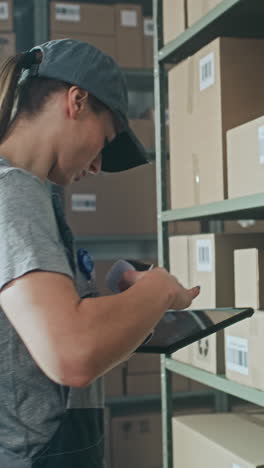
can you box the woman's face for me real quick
[48,88,117,185]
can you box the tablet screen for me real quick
[136,307,254,354]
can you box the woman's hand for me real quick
[118,267,200,310]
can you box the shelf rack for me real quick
[153,1,264,467]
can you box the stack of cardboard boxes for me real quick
[223,248,264,392]
[50,2,153,69]
[163,0,222,45]
[0,0,15,65]
[166,3,264,465]
[168,36,264,209]
[169,233,264,375]
[166,1,264,209]
[63,164,157,238]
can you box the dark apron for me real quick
[0,409,104,468]
[32,409,105,468]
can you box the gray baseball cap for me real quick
[26,38,150,172]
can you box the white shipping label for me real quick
[0,2,8,20]
[199,52,215,91]
[226,336,249,375]
[144,18,154,36]
[232,464,242,468]
[55,3,80,22]
[258,125,264,164]
[72,194,96,212]
[196,239,213,272]
[121,10,137,27]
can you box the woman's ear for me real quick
[67,86,89,119]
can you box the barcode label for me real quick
[258,125,264,164]
[72,194,96,212]
[121,10,137,27]
[55,3,80,22]
[0,2,8,20]
[196,240,212,272]
[144,18,154,36]
[200,52,215,91]
[226,336,249,375]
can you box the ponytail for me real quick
[0,50,42,142]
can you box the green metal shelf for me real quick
[166,359,264,408]
[159,0,264,65]
[106,390,213,407]
[106,390,214,417]
[162,193,264,223]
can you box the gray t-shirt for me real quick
[0,158,104,464]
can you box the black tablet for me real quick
[136,307,254,354]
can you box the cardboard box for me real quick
[127,373,189,395]
[169,220,201,236]
[234,249,264,310]
[0,0,13,32]
[187,0,223,27]
[225,220,264,234]
[127,354,160,374]
[111,413,162,468]
[163,0,186,45]
[169,38,264,208]
[227,115,264,199]
[128,119,155,150]
[105,364,125,398]
[169,234,218,372]
[115,4,144,68]
[225,311,264,391]
[50,31,117,60]
[143,17,154,69]
[0,32,15,64]
[172,413,264,468]
[127,373,161,395]
[169,235,190,287]
[172,345,194,365]
[189,233,264,310]
[50,2,115,35]
[187,233,264,374]
[64,163,157,236]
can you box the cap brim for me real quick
[101,124,150,173]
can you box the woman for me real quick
[0,39,199,467]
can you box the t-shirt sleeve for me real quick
[0,170,74,290]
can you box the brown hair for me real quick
[0,51,108,143]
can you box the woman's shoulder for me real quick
[0,157,50,199]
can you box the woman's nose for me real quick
[89,153,102,175]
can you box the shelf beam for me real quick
[166,359,264,407]
[162,193,264,223]
[159,0,240,64]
